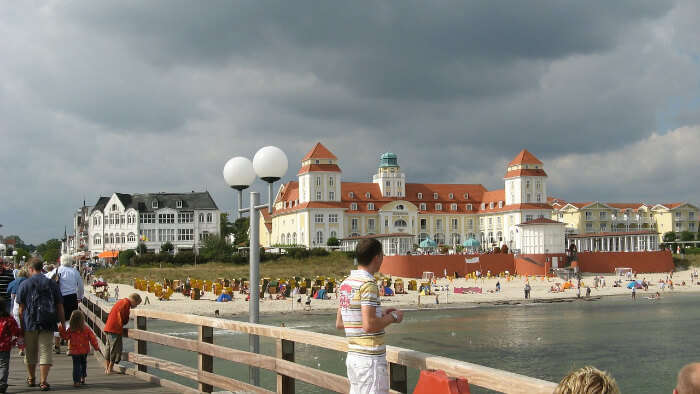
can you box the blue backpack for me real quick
[31,278,58,330]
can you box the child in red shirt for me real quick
[60,310,100,387]
[0,298,22,393]
[103,293,142,375]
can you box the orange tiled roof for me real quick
[508,149,543,166]
[606,203,647,211]
[663,202,684,209]
[302,142,338,161]
[297,164,342,175]
[504,168,548,178]
[519,218,563,225]
[405,183,487,201]
[260,210,273,232]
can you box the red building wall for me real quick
[380,254,515,278]
[575,250,674,273]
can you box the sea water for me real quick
[130,291,700,393]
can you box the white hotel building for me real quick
[87,192,220,256]
[259,143,566,255]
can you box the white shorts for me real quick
[346,353,389,394]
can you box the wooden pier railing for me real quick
[81,293,557,394]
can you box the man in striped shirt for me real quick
[336,238,403,394]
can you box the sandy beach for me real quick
[93,269,700,317]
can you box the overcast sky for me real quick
[1,1,699,244]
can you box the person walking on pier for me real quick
[16,257,65,391]
[60,310,100,387]
[48,255,84,355]
[336,238,403,394]
[0,297,23,393]
[103,293,141,375]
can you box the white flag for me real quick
[465,257,480,264]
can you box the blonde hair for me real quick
[17,269,29,279]
[69,310,86,332]
[555,366,620,394]
[129,293,142,305]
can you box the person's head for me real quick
[17,269,29,279]
[46,264,54,273]
[60,254,73,267]
[554,366,620,394]
[675,363,700,394]
[69,309,86,331]
[128,293,142,308]
[355,238,383,272]
[28,257,43,275]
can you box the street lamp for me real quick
[12,250,18,265]
[223,146,287,387]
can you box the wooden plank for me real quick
[198,370,274,394]
[136,316,148,373]
[385,347,557,394]
[390,362,408,393]
[274,358,350,393]
[79,303,105,331]
[199,325,214,393]
[276,339,295,394]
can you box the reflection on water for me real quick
[135,292,700,393]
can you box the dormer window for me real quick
[448,193,454,199]
[368,203,375,210]
[417,193,423,200]
[498,201,503,208]
[152,200,158,209]
[467,204,473,211]
[176,200,183,208]
[365,192,371,198]
[489,202,494,209]
[481,203,486,210]
[111,204,117,211]
[436,203,442,211]
[420,203,427,210]
[464,193,469,199]
[351,203,358,210]
[315,160,320,164]
[433,193,438,200]
[451,203,457,211]
[349,192,355,198]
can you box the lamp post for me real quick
[12,250,18,265]
[223,146,287,387]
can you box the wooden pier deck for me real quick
[7,351,178,393]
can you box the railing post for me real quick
[276,339,295,394]
[136,316,147,373]
[390,362,408,393]
[198,325,214,393]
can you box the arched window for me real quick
[128,233,136,243]
[497,231,503,243]
[199,213,205,222]
[330,230,337,239]
[287,233,291,244]
[394,219,407,227]
[281,234,286,244]
[315,231,324,245]
[292,233,297,245]
[94,235,101,245]
[396,205,404,210]
[434,233,445,245]
[417,193,423,199]
[207,213,212,223]
[365,192,371,198]
[451,233,461,245]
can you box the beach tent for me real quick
[420,238,438,248]
[626,281,643,289]
[315,289,327,299]
[216,293,232,302]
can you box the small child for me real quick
[103,293,142,375]
[0,298,22,393]
[60,310,100,387]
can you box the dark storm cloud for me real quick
[1,0,698,244]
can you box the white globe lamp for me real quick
[223,157,256,191]
[253,146,288,183]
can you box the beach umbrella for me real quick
[462,237,480,248]
[420,238,438,248]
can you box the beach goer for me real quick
[0,264,14,314]
[7,270,29,327]
[114,286,119,300]
[0,297,23,393]
[674,362,700,394]
[49,255,84,355]
[16,258,65,391]
[586,287,591,297]
[103,293,142,375]
[554,366,620,394]
[496,281,501,292]
[60,310,99,387]
[524,282,531,299]
[336,238,403,394]
[631,286,636,300]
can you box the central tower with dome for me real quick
[373,152,406,198]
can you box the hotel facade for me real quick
[260,143,564,255]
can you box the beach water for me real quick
[134,291,700,393]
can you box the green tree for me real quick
[326,237,340,247]
[136,243,148,254]
[161,242,174,254]
[199,235,235,262]
[232,217,250,247]
[663,232,677,242]
[680,231,695,242]
[43,248,60,263]
[118,249,136,266]
[12,248,31,263]
[220,213,236,236]
[36,238,62,263]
